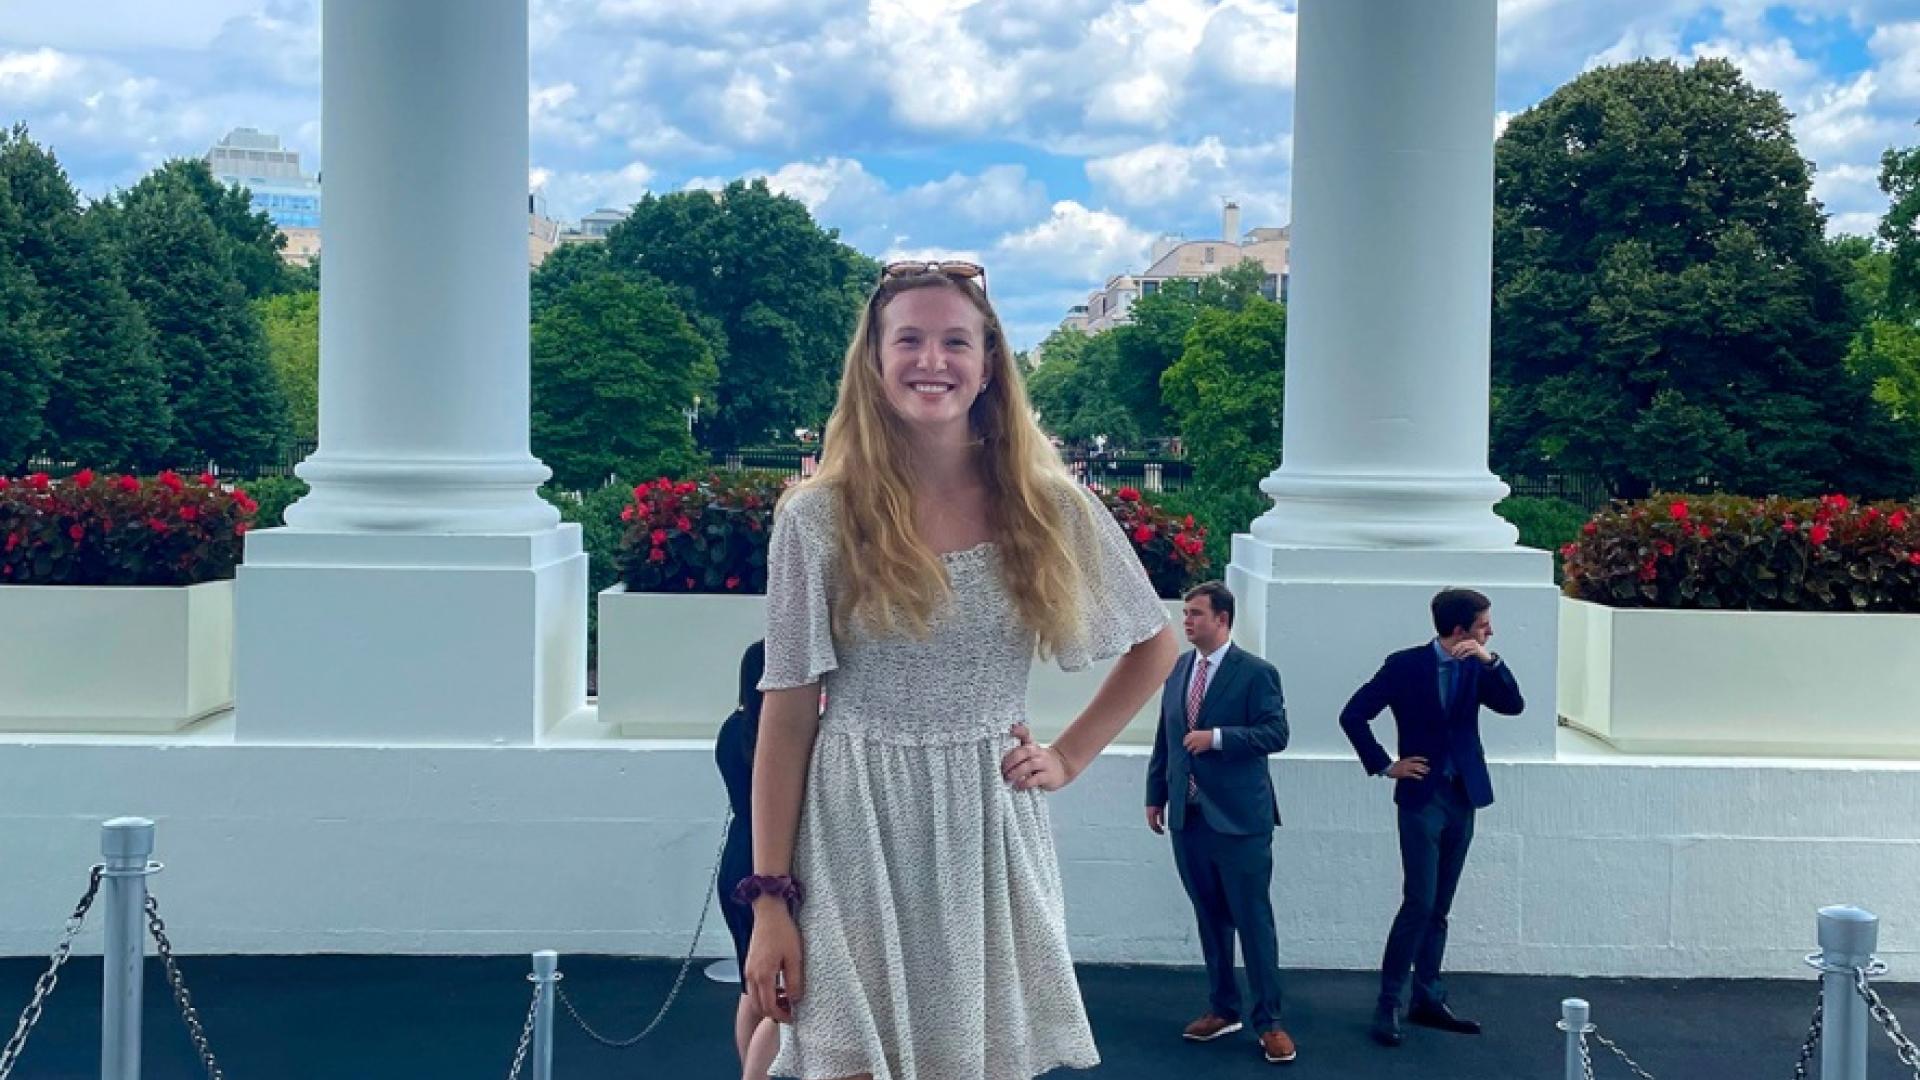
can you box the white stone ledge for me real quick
[2,725,1915,978]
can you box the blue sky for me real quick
[3,0,1917,348]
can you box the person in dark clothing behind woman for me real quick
[716,640,777,1080]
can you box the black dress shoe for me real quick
[1370,1007,1403,1048]
[1407,1002,1482,1035]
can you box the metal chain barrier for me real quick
[505,980,544,1080]
[1563,985,1835,1080]
[1789,992,1822,1080]
[1586,1028,1659,1080]
[145,893,225,1080]
[0,865,105,1080]
[1854,965,1920,1078]
[556,810,732,1050]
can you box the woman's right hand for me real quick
[745,903,804,1023]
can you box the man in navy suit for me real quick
[1340,588,1526,1048]
[1146,582,1296,1065]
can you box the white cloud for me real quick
[1087,137,1230,206]
[867,0,1026,133]
[762,157,890,215]
[1194,0,1297,89]
[1083,135,1290,230]
[531,82,598,149]
[1689,36,1819,102]
[536,161,657,219]
[1869,21,1920,103]
[900,165,1050,229]
[879,244,988,265]
[1586,22,1686,69]
[0,48,87,101]
[994,200,1155,281]
[719,71,782,143]
[0,0,261,52]
[207,3,320,89]
[1796,70,1883,161]
[1828,210,1882,236]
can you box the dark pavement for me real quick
[3,954,1913,1078]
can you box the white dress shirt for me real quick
[1187,641,1233,750]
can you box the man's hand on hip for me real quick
[1384,756,1429,780]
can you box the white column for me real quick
[291,0,556,533]
[235,0,586,746]
[1256,0,1512,549]
[1228,0,1558,760]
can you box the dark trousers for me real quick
[1171,808,1286,1031]
[1378,777,1476,1012]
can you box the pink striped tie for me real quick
[1185,656,1210,801]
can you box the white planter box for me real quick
[598,586,1181,743]
[0,580,235,733]
[1557,597,1920,758]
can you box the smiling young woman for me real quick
[740,262,1179,1080]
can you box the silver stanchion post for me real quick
[532,950,558,1080]
[100,817,156,1080]
[1561,998,1589,1080]
[1817,905,1877,1080]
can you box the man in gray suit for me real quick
[1146,581,1295,1065]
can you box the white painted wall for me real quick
[3,728,1913,981]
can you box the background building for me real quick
[1069,201,1290,335]
[558,206,631,247]
[205,127,322,265]
[528,191,562,267]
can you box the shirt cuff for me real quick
[1211,728,1223,751]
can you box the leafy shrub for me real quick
[617,472,789,593]
[1560,493,1920,611]
[0,469,257,586]
[1496,495,1589,580]
[240,475,309,529]
[1496,496,1588,553]
[1089,484,1211,599]
[1154,485,1267,575]
[616,473,1212,599]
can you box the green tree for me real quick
[1112,260,1269,437]
[1028,330,1142,445]
[1840,130,1920,458]
[604,180,878,447]
[1026,327,1090,437]
[1161,300,1287,492]
[136,158,292,300]
[283,256,319,294]
[531,241,612,319]
[110,179,288,467]
[256,290,318,443]
[532,272,718,490]
[0,168,54,469]
[1492,58,1916,498]
[0,126,171,469]
[1881,125,1920,319]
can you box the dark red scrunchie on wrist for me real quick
[732,873,805,915]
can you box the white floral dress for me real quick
[757,480,1168,1080]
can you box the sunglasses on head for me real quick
[879,260,987,294]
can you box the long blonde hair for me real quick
[798,272,1085,657]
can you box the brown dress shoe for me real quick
[1182,1014,1243,1041]
[1260,1028,1298,1064]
